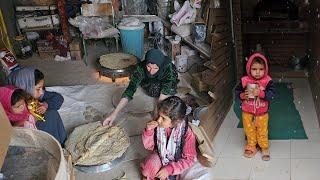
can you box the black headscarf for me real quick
[144,49,171,78]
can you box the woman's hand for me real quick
[156,167,169,180]
[146,120,158,131]
[103,111,117,126]
[102,98,129,126]
[36,102,48,114]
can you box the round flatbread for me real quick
[99,53,137,70]
[65,122,130,166]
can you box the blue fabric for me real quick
[36,110,67,145]
[37,91,67,145]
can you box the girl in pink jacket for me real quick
[235,53,276,161]
[141,96,197,180]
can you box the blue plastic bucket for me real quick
[118,23,145,59]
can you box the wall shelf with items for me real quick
[161,19,211,59]
[15,5,61,33]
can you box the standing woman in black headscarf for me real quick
[103,49,179,125]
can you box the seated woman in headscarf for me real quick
[7,67,67,145]
[0,86,37,129]
[103,49,179,125]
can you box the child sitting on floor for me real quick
[235,53,276,161]
[141,96,197,180]
[0,86,36,129]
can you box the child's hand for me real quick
[146,120,158,131]
[36,102,48,114]
[244,90,250,100]
[156,167,169,180]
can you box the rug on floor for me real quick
[234,83,308,139]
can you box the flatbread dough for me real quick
[99,53,137,70]
[65,122,130,166]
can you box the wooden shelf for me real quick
[243,20,309,34]
[182,36,211,59]
[161,19,211,59]
[21,26,60,32]
[270,65,308,78]
[244,29,309,34]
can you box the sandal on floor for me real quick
[243,146,257,158]
[261,149,270,161]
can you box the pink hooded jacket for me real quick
[240,53,272,115]
[0,86,37,129]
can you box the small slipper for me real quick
[261,149,270,161]
[243,147,257,158]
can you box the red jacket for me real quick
[240,53,272,115]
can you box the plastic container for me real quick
[192,22,207,43]
[118,23,145,59]
[26,32,40,52]
[157,0,172,19]
[175,54,188,73]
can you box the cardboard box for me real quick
[0,104,13,169]
[37,40,54,51]
[81,3,113,17]
[164,36,181,60]
[38,50,58,59]
[191,72,209,92]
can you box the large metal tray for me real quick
[74,151,127,173]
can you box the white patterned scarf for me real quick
[156,120,186,166]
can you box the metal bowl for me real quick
[96,57,137,82]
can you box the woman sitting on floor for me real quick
[7,67,67,145]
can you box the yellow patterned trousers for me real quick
[242,112,269,150]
